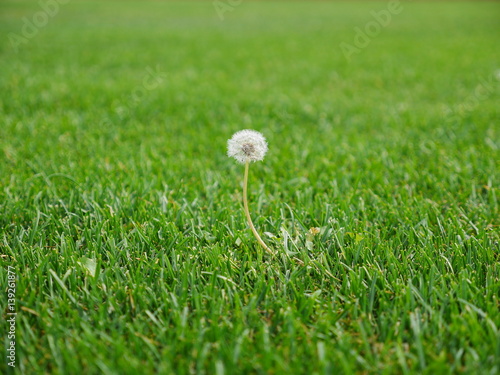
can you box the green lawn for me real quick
[1,1,499,374]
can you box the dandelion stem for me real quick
[243,161,274,255]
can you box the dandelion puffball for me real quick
[227,129,268,164]
[226,129,274,255]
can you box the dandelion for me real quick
[227,130,273,255]
[227,129,268,164]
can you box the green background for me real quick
[1,1,499,374]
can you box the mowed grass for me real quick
[1,1,499,374]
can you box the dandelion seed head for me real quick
[227,129,268,164]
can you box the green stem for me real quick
[243,161,274,255]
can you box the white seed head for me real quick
[227,129,268,164]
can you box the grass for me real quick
[1,1,499,374]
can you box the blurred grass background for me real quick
[1,1,499,374]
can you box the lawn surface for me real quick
[1,1,499,374]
